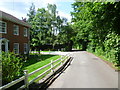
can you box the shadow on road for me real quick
[29,57,73,90]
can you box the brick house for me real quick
[0,10,31,54]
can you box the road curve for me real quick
[48,51,118,88]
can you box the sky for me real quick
[0,0,75,22]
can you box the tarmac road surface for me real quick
[48,51,118,88]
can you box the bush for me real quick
[2,52,23,85]
[103,32,120,65]
[87,32,120,66]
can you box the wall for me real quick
[0,19,29,54]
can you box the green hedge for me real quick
[2,52,23,84]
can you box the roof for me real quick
[0,10,31,27]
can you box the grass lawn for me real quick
[23,54,61,81]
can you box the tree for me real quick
[27,3,36,50]
[27,4,66,50]
[57,21,75,51]
[71,2,120,65]
[27,3,36,24]
[27,3,76,51]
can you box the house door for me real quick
[2,41,5,52]
[0,39,9,52]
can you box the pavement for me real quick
[47,51,118,88]
[40,51,73,55]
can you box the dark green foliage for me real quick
[57,23,75,51]
[2,52,23,84]
[71,2,120,66]
[27,3,36,49]
[27,3,74,51]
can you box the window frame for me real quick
[13,43,19,54]
[13,24,19,35]
[24,43,28,54]
[0,20,7,33]
[24,27,28,37]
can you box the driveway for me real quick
[48,51,118,88]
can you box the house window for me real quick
[0,21,7,33]
[24,43,28,54]
[14,43,19,54]
[24,28,28,37]
[13,25,19,35]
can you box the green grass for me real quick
[23,54,61,81]
[118,67,120,70]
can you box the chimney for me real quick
[22,17,26,22]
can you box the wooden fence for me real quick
[0,54,71,90]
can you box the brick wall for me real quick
[1,19,30,54]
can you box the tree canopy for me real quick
[71,2,120,65]
[27,3,74,51]
[27,2,120,66]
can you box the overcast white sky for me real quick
[0,0,75,22]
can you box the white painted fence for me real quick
[0,54,71,90]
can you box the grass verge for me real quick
[23,53,61,81]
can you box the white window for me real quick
[24,28,28,37]
[13,25,19,35]
[0,21,7,33]
[14,43,19,54]
[24,43,28,54]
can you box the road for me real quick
[48,51,118,88]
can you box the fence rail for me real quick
[0,76,25,90]
[0,53,71,90]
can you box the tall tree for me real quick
[71,2,120,65]
[27,3,36,24]
[27,3,36,49]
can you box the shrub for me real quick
[2,52,23,84]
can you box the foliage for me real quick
[1,51,61,85]
[27,4,57,49]
[27,3,36,48]
[57,23,75,51]
[2,52,23,84]
[71,2,120,65]
[27,3,74,51]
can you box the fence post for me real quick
[24,70,29,90]
[51,60,54,73]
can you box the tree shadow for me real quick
[29,57,73,90]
